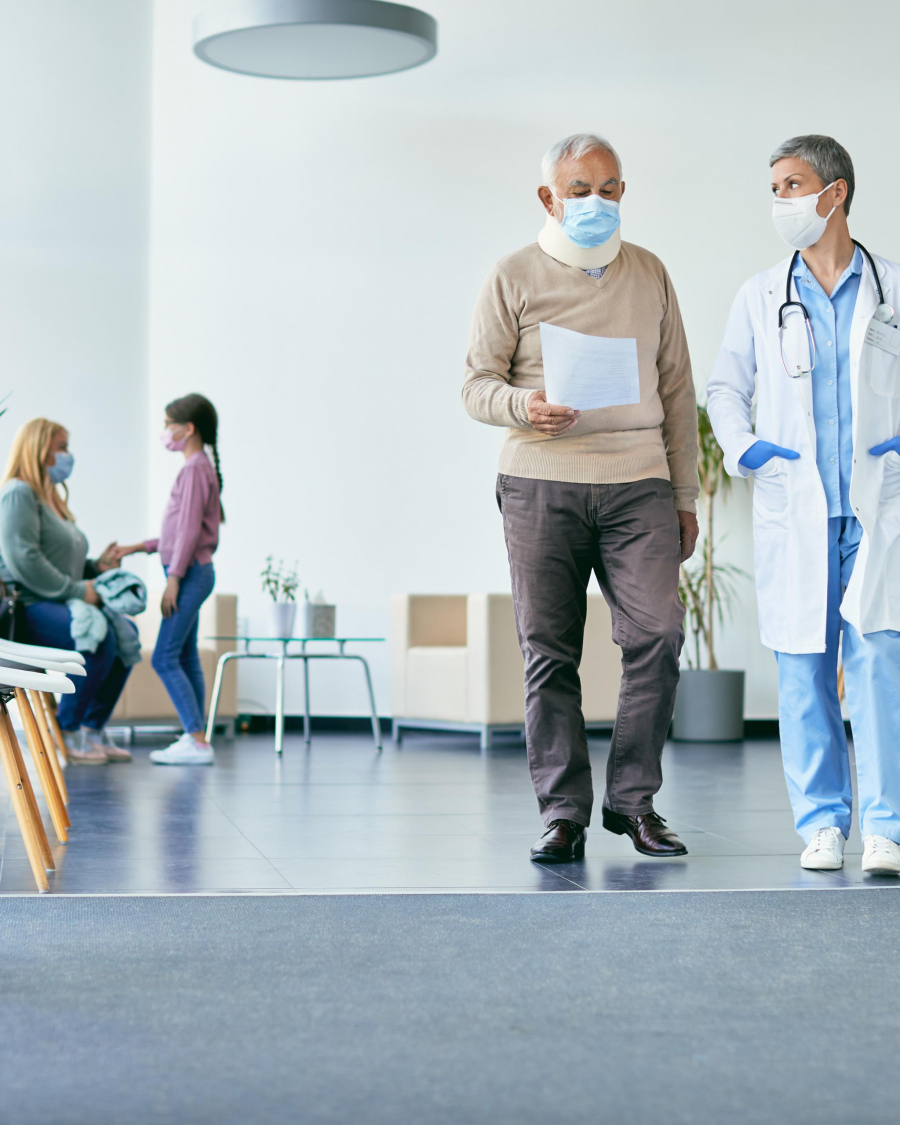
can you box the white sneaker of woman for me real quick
[861,835,900,875]
[800,827,845,870]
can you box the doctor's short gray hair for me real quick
[542,133,622,192]
[769,135,855,216]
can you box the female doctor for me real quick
[707,134,900,876]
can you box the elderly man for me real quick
[707,135,900,875]
[463,133,699,862]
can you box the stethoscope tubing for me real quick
[778,240,889,377]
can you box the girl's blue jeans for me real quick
[23,601,133,731]
[152,563,216,734]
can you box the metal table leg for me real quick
[348,655,382,751]
[274,652,286,755]
[302,656,311,746]
[205,642,383,755]
[206,651,240,745]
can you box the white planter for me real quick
[271,601,297,638]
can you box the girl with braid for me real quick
[115,394,224,764]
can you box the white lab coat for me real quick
[707,252,900,654]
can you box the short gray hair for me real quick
[769,134,855,215]
[541,133,622,193]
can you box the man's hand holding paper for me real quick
[527,391,581,435]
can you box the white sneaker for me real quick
[149,735,214,766]
[800,827,846,870]
[65,729,108,765]
[86,727,132,763]
[861,835,900,875]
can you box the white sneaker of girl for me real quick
[800,826,846,870]
[861,835,900,875]
[149,733,214,765]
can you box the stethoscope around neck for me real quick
[778,239,894,377]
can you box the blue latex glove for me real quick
[738,440,800,471]
[870,437,900,457]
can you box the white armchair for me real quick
[391,593,621,749]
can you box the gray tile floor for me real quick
[2,729,898,894]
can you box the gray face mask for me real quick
[48,452,74,484]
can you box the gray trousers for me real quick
[498,475,685,826]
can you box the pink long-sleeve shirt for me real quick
[145,453,220,578]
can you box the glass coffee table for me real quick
[205,636,384,753]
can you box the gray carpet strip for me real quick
[2,891,898,1124]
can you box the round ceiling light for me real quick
[193,0,438,80]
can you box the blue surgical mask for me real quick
[47,452,74,484]
[554,192,620,248]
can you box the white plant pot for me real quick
[271,601,297,638]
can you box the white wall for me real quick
[0,1,152,559]
[145,0,900,719]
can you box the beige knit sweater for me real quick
[463,240,700,513]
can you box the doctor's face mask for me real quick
[771,160,840,250]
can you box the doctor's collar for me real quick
[792,244,862,279]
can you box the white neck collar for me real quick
[537,213,622,269]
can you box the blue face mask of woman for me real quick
[47,452,74,485]
[554,192,620,248]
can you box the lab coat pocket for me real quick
[752,456,782,480]
[866,344,900,397]
[752,470,789,527]
[880,451,900,502]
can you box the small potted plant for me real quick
[671,405,748,741]
[261,556,301,638]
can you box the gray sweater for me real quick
[0,480,91,603]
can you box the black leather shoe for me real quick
[530,819,586,863]
[602,807,687,857]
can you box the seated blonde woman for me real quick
[0,418,132,764]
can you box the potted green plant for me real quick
[671,405,748,741]
[261,557,301,638]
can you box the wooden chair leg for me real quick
[2,706,55,869]
[0,701,51,890]
[30,690,69,812]
[42,693,70,764]
[15,689,68,844]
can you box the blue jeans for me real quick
[776,517,900,843]
[23,601,133,731]
[152,563,215,734]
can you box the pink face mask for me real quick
[161,426,187,452]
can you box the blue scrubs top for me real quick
[791,247,862,517]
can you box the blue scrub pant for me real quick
[151,563,215,734]
[776,516,900,844]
